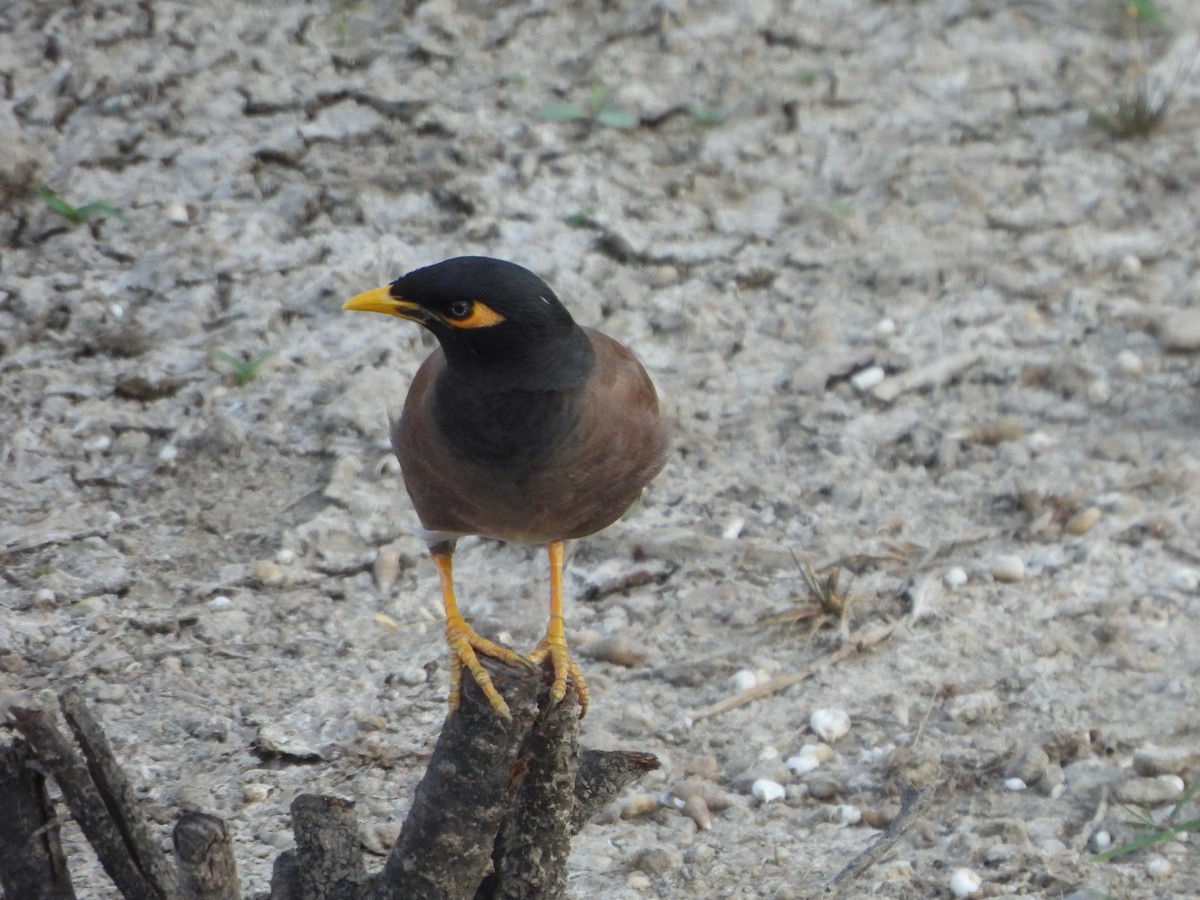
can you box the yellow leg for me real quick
[528,540,589,716]
[432,544,531,720]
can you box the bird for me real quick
[343,256,670,719]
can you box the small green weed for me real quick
[329,0,361,38]
[564,205,598,228]
[1094,780,1200,861]
[1090,4,1193,139]
[38,186,128,226]
[1088,61,1187,139]
[689,106,725,126]
[538,85,639,130]
[1123,0,1165,24]
[210,349,273,387]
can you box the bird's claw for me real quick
[446,619,531,720]
[528,636,589,717]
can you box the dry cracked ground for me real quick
[3,1,1200,898]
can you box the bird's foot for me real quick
[446,617,537,721]
[528,635,589,717]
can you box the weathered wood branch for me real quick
[10,701,177,900]
[3,656,659,900]
[570,749,660,835]
[173,811,241,900]
[59,688,184,897]
[476,683,581,900]
[0,740,76,900]
[371,655,544,900]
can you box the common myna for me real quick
[344,257,670,719]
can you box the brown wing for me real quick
[546,328,671,539]
[392,330,670,544]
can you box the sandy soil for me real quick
[4,1,1200,897]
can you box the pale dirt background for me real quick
[3,1,1200,898]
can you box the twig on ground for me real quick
[1074,785,1110,854]
[816,785,939,898]
[690,622,897,722]
[871,350,982,403]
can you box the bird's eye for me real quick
[447,300,473,319]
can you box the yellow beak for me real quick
[343,285,427,321]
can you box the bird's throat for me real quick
[430,330,595,474]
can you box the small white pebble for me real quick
[1114,349,1144,377]
[1159,309,1200,352]
[1091,829,1112,851]
[624,796,662,825]
[110,303,124,319]
[722,517,745,540]
[1118,253,1142,278]
[1146,855,1173,879]
[799,742,834,762]
[757,745,780,761]
[834,804,861,826]
[242,783,271,803]
[209,595,232,608]
[253,560,283,587]
[1087,378,1111,406]
[85,435,112,453]
[648,265,680,288]
[276,548,296,565]
[104,510,121,526]
[810,708,851,743]
[850,365,886,392]
[1049,782,1065,799]
[166,201,190,224]
[990,555,1025,583]
[34,588,57,604]
[1158,774,1186,794]
[949,867,982,898]
[1169,568,1199,592]
[751,779,785,804]
[1004,777,1027,792]
[944,567,968,588]
[1064,506,1101,536]
[1026,430,1055,455]
[786,753,821,775]
[873,318,896,341]
[373,548,403,593]
[658,791,686,810]
[394,665,428,687]
[158,445,178,463]
[731,669,759,692]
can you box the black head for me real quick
[344,256,592,382]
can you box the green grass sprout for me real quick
[564,205,598,228]
[1124,0,1165,24]
[538,84,639,130]
[38,186,128,226]
[690,106,725,126]
[1094,780,1200,861]
[210,349,273,387]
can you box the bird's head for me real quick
[343,257,581,369]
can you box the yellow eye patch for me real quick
[444,301,506,329]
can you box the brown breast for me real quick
[392,328,670,544]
